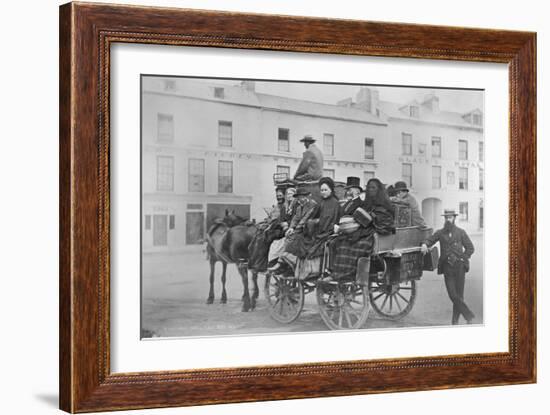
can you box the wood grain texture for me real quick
[59,2,537,413]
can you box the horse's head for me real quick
[222,209,247,227]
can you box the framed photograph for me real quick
[59,2,536,412]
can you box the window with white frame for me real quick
[459,139,468,160]
[218,121,233,147]
[323,133,334,156]
[188,158,205,192]
[157,113,174,143]
[278,128,289,152]
[459,167,468,190]
[364,137,374,159]
[156,156,174,191]
[432,136,441,157]
[402,133,412,155]
[459,202,469,221]
[432,166,442,189]
[218,160,233,193]
[402,163,412,188]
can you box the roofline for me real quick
[143,90,388,127]
[386,115,484,131]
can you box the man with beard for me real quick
[421,209,476,325]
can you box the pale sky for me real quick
[183,77,484,114]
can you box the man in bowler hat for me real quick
[293,135,324,181]
[421,209,476,325]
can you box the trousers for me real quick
[442,262,475,324]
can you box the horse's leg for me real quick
[220,262,228,304]
[250,271,259,310]
[206,259,215,304]
[238,265,251,312]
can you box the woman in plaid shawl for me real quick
[329,178,395,280]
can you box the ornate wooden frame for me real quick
[59,2,536,412]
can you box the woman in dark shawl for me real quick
[329,178,395,280]
[306,177,341,259]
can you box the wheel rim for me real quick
[368,279,417,320]
[316,281,370,330]
[265,275,304,324]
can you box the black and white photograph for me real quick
[140,76,485,338]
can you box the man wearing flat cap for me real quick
[421,209,476,325]
[293,135,324,182]
[392,181,426,227]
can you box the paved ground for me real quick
[142,235,483,338]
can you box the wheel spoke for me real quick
[393,294,403,312]
[344,309,353,328]
[380,294,389,311]
[338,308,343,327]
[372,292,385,302]
[396,291,410,304]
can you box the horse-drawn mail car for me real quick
[264,197,439,331]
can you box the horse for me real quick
[205,210,259,312]
[206,210,284,312]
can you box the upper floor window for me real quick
[402,133,412,155]
[473,113,482,125]
[214,87,225,99]
[278,128,289,152]
[323,133,334,156]
[402,163,412,188]
[459,139,468,160]
[163,79,176,91]
[479,168,484,191]
[432,136,441,158]
[157,156,174,191]
[188,158,205,192]
[218,160,233,193]
[218,121,232,147]
[410,106,419,117]
[459,167,469,190]
[157,113,174,143]
[432,166,442,189]
[459,202,469,221]
[479,141,484,162]
[364,137,374,159]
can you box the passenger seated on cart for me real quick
[328,178,395,281]
[390,181,427,227]
[340,176,363,216]
[268,183,318,273]
[266,184,297,265]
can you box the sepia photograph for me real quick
[140,76,485,338]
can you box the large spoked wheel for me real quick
[368,278,417,320]
[265,274,305,324]
[316,280,370,330]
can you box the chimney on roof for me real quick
[337,97,354,107]
[422,93,440,113]
[241,80,256,92]
[355,87,379,114]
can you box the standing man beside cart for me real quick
[421,209,476,325]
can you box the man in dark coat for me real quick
[392,181,427,227]
[339,176,363,217]
[293,135,324,181]
[421,209,476,325]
